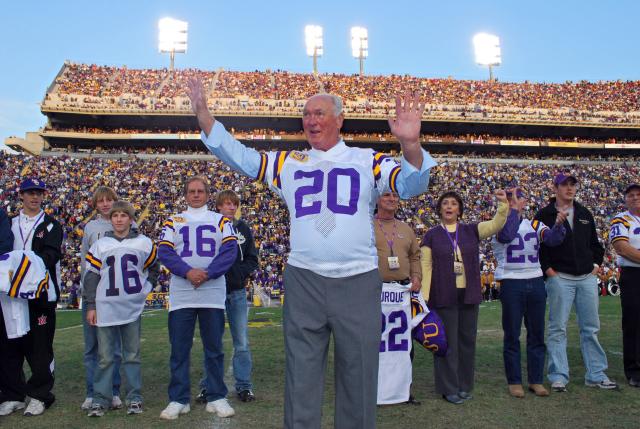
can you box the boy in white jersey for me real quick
[188,78,436,429]
[609,183,640,387]
[493,188,566,398]
[82,201,159,417]
[158,176,238,420]
[79,186,123,411]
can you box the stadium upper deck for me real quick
[42,62,640,123]
[9,61,640,154]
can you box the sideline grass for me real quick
[2,297,638,428]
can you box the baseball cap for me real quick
[19,178,47,192]
[553,172,578,186]
[624,183,640,195]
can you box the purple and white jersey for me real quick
[158,207,237,310]
[377,282,428,405]
[492,219,549,280]
[203,121,436,278]
[86,235,157,327]
[0,250,55,339]
[609,211,640,268]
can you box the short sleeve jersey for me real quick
[86,235,157,327]
[492,219,549,280]
[609,211,640,268]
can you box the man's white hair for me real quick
[308,93,343,116]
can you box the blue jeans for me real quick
[226,289,253,392]
[94,318,142,407]
[82,301,121,397]
[500,277,547,384]
[546,274,609,384]
[200,290,254,393]
[169,308,227,404]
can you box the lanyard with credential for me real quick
[377,218,397,256]
[19,211,45,250]
[441,224,460,262]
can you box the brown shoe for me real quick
[528,384,549,397]
[508,384,525,398]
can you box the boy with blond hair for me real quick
[79,186,124,411]
[83,201,158,417]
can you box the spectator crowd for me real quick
[1,151,636,299]
[43,63,640,125]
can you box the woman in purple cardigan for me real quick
[420,189,509,404]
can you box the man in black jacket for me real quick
[534,172,616,392]
[199,190,259,402]
[0,178,63,417]
[0,207,13,254]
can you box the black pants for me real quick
[620,267,640,381]
[433,290,479,395]
[0,303,56,406]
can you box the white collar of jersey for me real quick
[186,205,210,217]
[309,140,348,158]
[20,210,44,222]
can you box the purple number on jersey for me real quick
[294,168,360,218]
[380,313,386,352]
[387,310,409,351]
[178,225,218,258]
[506,231,539,264]
[380,310,409,352]
[609,225,621,238]
[178,226,192,257]
[524,231,539,263]
[105,253,142,296]
[121,254,143,294]
[294,170,323,217]
[196,225,217,257]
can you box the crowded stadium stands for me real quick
[42,63,640,125]
[1,151,636,301]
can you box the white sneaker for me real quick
[585,378,618,390]
[160,401,190,420]
[81,397,93,410]
[24,398,45,416]
[0,400,26,416]
[111,395,123,410]
[206,398,235,418]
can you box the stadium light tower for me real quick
[473,33,501,82]
[305,25,323,75]
[351,26,368,76]
[158,18,188,72]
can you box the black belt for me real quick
[385,278,411,285]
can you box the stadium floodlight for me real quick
[473,33,501,82]
[158,18,188,72]
[305,25,323,75]
[351,26,368,76]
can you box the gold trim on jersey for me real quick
[610,216,631,229]
[389,166,401,193]
[256,153,268,182]
[8,254,31,298]
[86,252,102,270]
[144,243,158,270]
[222,236,238,245]
[272,151,289,189]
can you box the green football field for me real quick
[2,297,638,428]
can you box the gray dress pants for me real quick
[433,290,480,396]
[283,264,381,429]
